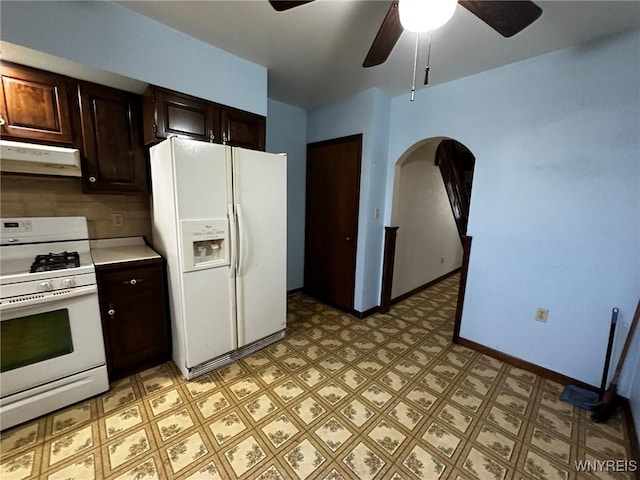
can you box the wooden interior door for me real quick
[304,134,362,311]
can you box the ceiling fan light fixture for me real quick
[399,0,458,33]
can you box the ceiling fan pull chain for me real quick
[410,32,420,101]
[424,31,433,85]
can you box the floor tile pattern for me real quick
[1,274,635,479]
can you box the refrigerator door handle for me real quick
[227,203,237,278]
[236,203,247,277]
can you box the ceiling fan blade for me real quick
[363,0,403,68]
[459,0,542,37]
[268,0,314,12]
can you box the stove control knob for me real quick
[62,278,76,288]
[38,281,53,291]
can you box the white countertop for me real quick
[90,237,161,266]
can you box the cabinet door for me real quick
[221,107,266,151]
[78,82,147,193]
[101,294,170,379]
[97,260,171,380]
[0,62,76,145]
[148,87,220,144]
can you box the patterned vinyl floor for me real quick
[0,274,635,479]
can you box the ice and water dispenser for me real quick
[180,219,229,272]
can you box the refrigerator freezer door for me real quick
[169,138,236,369]
[173,139,229,220]
[182,268,235,367]
[233,149,287,347]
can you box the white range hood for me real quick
[0,140,82,177]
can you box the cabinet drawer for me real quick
[98,264,162,299]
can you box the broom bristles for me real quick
[591,386,618,423]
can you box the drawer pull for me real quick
[130,279,137,285]
[107,308,116,316]
[121,278,143,286]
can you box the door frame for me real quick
[383,137,475,339]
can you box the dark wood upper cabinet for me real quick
[143,86,220,144]
[78,81,147,193]
[221,106,266,151]
[0,62,76,145]
[143,85,266,151]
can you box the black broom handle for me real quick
[610,299,640,386]
[600,308,618,394]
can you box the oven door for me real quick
[0,285,106,398]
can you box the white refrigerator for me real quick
[150,137,287,379]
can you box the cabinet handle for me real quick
[130,279,137,285]
[89,176,97,183]
[222,131,228,145]
[107,308,116,316]
[0,113,5,126]
[209,129,215,142]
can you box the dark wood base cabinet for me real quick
[96,258,171,381]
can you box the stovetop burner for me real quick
[30,251,80,273]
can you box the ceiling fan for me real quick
[268,0,542,68]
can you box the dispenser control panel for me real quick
[180,218,229,272]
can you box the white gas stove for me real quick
[0,217,109,430]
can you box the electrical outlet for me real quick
[374,208,380,219]
[535,307,549,323]
[112,213,124,227]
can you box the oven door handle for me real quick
[0,285,98,313]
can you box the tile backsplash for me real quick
[1,174,152,239]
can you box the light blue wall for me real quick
[307,88,391,312]
[1,1,267,115]
[266,99,307,291]
[387,29,640,394]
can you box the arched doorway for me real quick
[381,137,475,339]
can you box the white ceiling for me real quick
[116,0,640,109]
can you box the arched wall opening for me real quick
[389,136,475,301]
